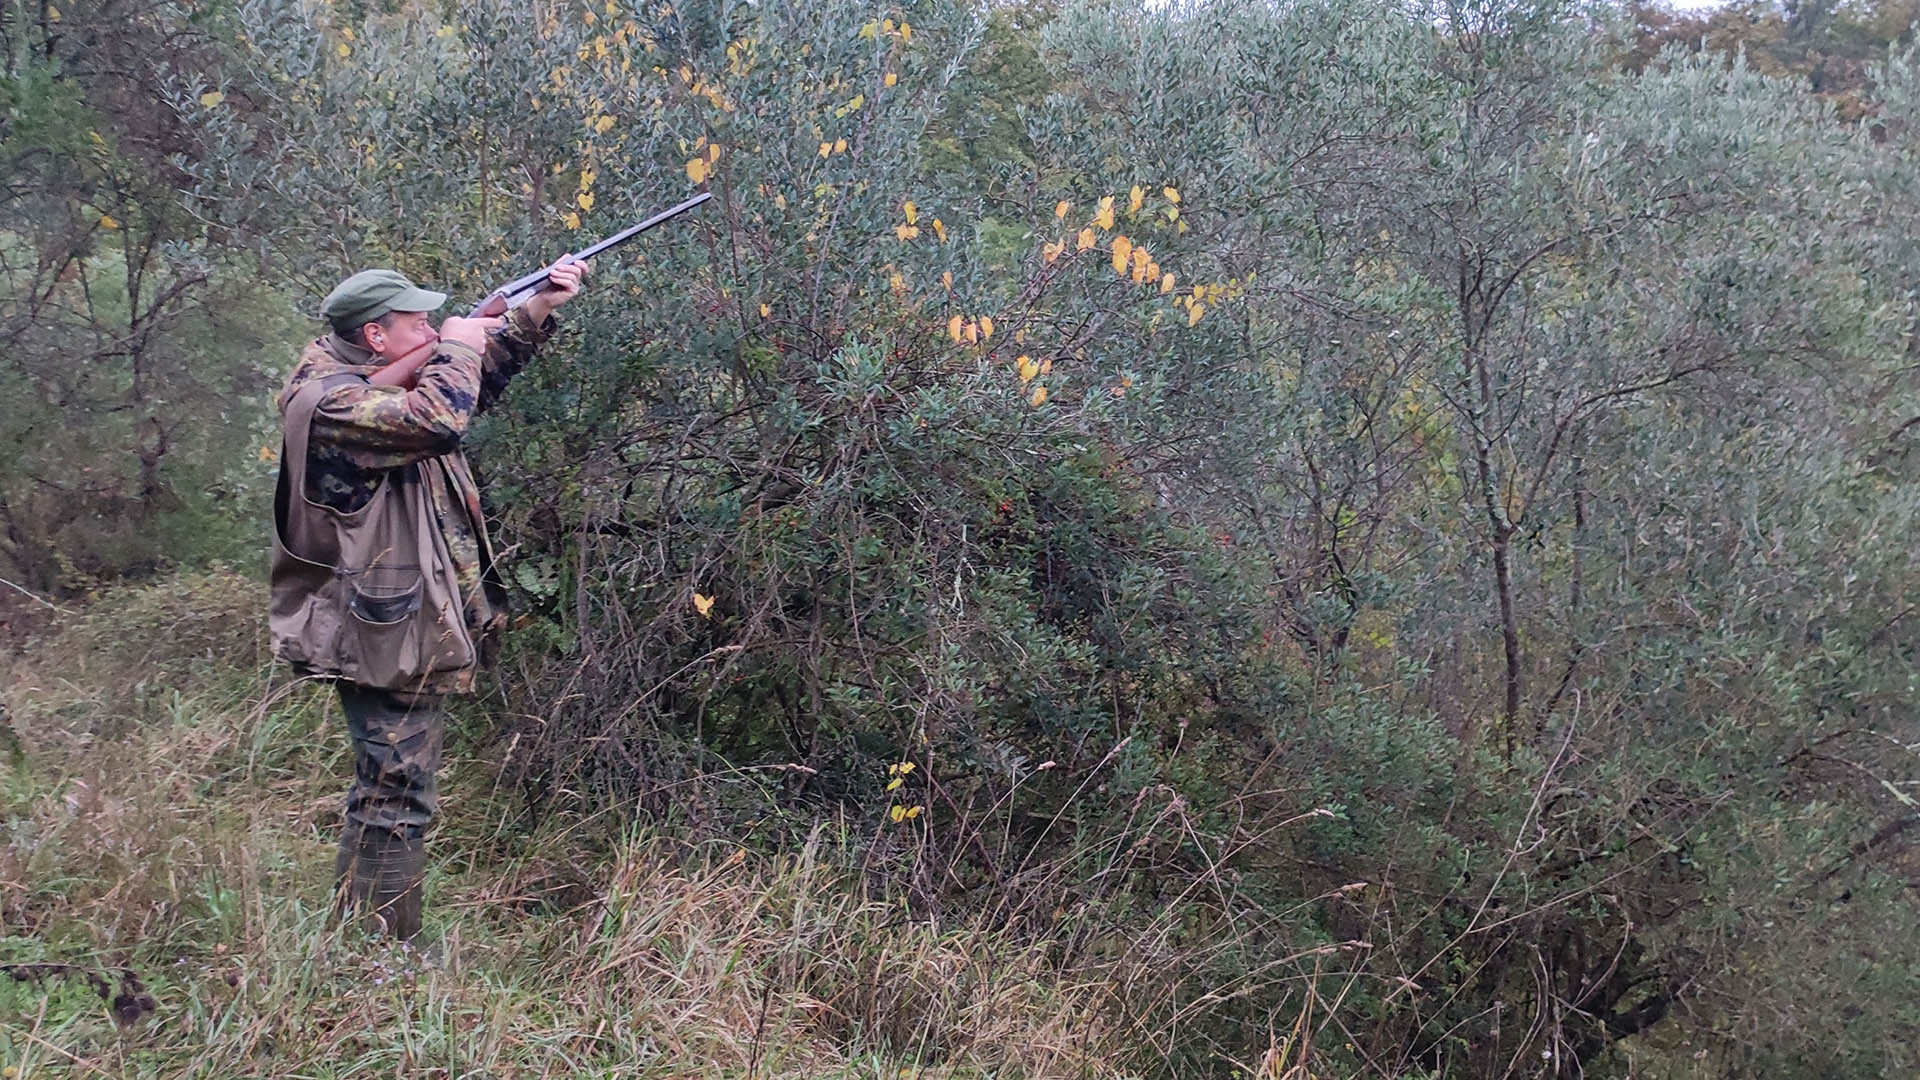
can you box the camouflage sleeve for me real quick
[477,307,557,413]
[309,343,484,469]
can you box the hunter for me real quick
[269,261,587,942]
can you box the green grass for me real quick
[0,573,1132,1079]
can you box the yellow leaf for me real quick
[948,315,964,341]
[894,224,919,241]
[1167,206,1180,222]
[1042,239,1063,264]
[1144,260,1160,283]
[1030,385,1048,406]
[1132,246,1151,274]
[1016,355,1038,383]
[941,271,953,291]
[886,777,904,791]
[257,445,277,463]
[708,143,721,162]
[1129,185,1144,214]
[693,591,715,618]
[563,211,582,230]
[904,805,922,819]
[931,218,946,243]
[1188,302,1204,327]
[98,214,120,230]
[1075,228,1096,251]
[884,72,897,87]
[899,761,915,774]
[819,142,832,158]
[336,41,351,58]
[858,20,878,39]
[833,138,848,154]
[883,18,895,32]
[341,26,354,41]
[964,320,979,344]
[899,21,911,41]
[890,805,908,822]
[1111,235,1132,275]
[580,167,597,187]
[686,156,708,184]
[198,91,225,108]
[979,315,993,340]
[903,200,917,224]
[1163,185,1180,203]
[847,93,864,111]
[889,271,906,293]
[1055,200,1070,219]
[577,191,595,211]
[760,302,771,318]
[1039,358,1053,376]
[1094,196,1115,230]
[553,161,568,175]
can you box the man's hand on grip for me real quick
[438,315,503,353]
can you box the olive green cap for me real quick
[321,269,448,332]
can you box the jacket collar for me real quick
[278,333,377,412]
[319,332,377,367]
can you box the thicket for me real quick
[5,0,1920,1076]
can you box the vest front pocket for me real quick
[348,567,424,624]
[341,566,429,687]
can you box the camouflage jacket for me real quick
[276,308,554,693]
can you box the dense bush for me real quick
[0,0,295,592]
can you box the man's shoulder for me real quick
[279,339,370,416]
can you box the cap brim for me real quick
[389,286,448,313]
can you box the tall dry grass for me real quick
[0,572,1164,1078]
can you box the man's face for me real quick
[362,310,439,365]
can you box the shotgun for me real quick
[469,191,714,317]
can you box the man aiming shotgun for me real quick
[269,194,708,943]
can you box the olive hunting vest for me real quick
[269,373,476,691]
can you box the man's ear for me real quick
[362,321,387,352]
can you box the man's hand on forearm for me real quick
[521,258,590,325]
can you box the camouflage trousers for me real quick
[336,682,443,835]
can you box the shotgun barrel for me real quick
[469,191,714,317]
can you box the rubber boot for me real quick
[335,822,426,942]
